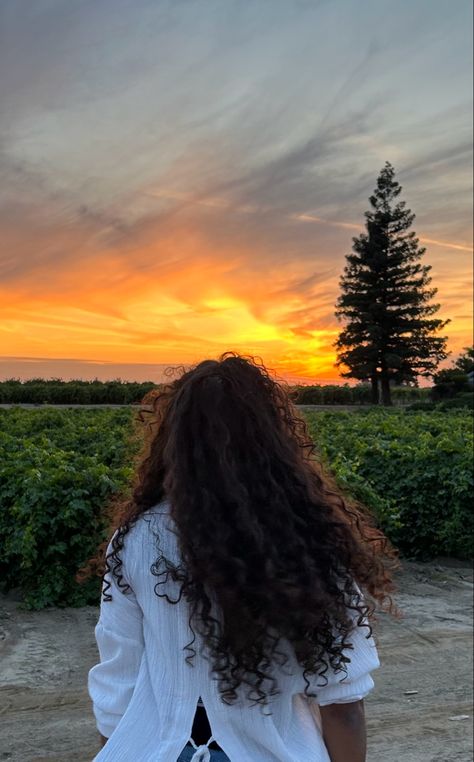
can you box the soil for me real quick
[0,559,472,762]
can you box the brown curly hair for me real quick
[95,351,401,710]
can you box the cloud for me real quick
[0,0,471,380]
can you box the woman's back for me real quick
[88,502,381,762]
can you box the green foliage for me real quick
[0,378,432,406]
[0,407,138,608]
[1,406,472,609]
[431,346,474,401]
[0,378,159,405]
[407,393,474,411]
[405,400,437,411]
[304,408,473,561]
[291,384,430,405]
[431,369,471,400]
[453,346,474,375]
[436,393,474,411]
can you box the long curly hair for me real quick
[92,351,401,711]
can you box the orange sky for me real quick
[1,192,471,384]
[1,2,472,384]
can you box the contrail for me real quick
[146,190,473,253]
[417,237,472,253]
[291,213,473,252]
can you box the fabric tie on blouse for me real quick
[188,735,216,762]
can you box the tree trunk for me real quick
[370,374,379,405]
[380,372,392,406]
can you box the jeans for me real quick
[176,744,231,761]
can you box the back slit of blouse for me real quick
[190,697,218,748]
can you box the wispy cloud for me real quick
[0,0,472,380]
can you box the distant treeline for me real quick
[0,379,157,405]
[0,378,431,405]
[290,384,429,405]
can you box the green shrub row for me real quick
[288,384,429,405]
[0,379,158,405]
[406,392,474,412]
[0,408,139,608]
[305,408,473,561]
[0,378,432,406]
[431,369,473,400]
[0,407,472,609]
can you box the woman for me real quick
[87,351,400,761]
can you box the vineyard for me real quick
[0,378,434,405]
[0,408,140,609]
[0,406,472,609]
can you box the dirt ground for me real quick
[0,559,472,762]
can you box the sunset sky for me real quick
[1,0,472,384]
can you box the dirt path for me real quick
[0,560,472,762]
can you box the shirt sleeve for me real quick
[312,586,380,707]
[88,534,145,739]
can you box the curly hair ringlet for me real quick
[82,351,402,714]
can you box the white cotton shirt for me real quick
[88,501,381,762]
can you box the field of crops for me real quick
[0,378,432,405]
[0,406,472,609]
[305,409,473,560]
[0,408,140,609]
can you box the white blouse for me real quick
[88,501,380,761]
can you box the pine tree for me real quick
[334,162,450,405]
